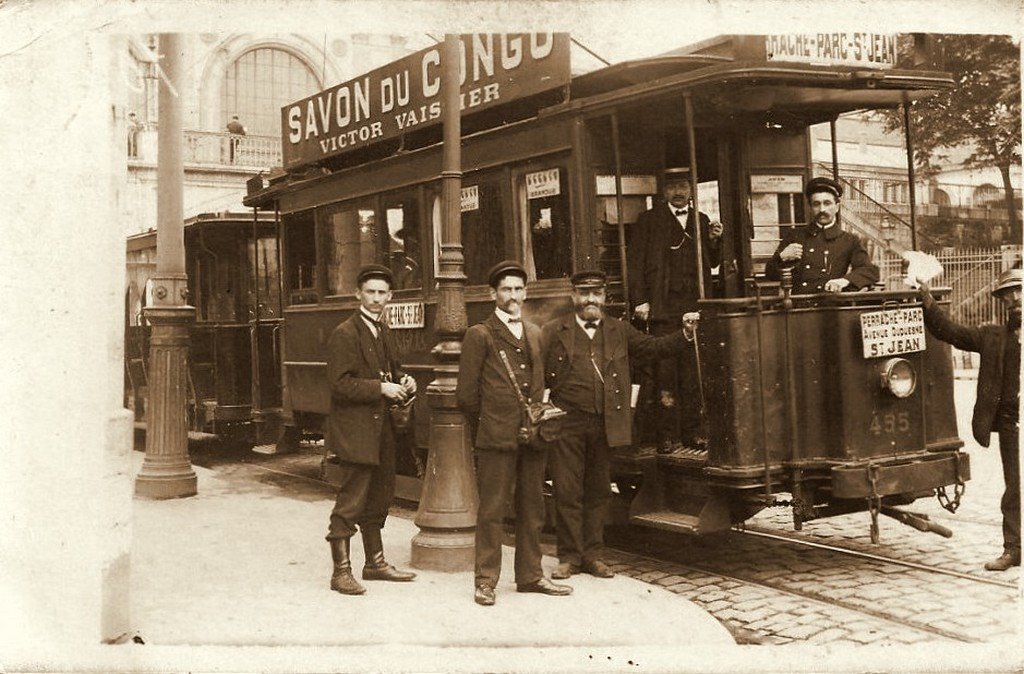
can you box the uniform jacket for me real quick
[456,314,545,451]
[765,222,879,293]
[631,203,721,319]
[922,290,1018,447]
[325,313,405,465]
[541,314,686,448]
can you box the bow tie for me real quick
[507,317,521,324]
[584,320,599,330]
[674,208,689,217]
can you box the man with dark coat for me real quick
[457,260,573,606]
[324,264,418,595]
[918,268,1021,571]
[542,270,694,580]
[631,167,724,451]
[765,176,879,293]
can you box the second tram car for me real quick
[244,33,969,540]
[126,211,284,446]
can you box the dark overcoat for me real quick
[325,313,404,465]
[765,222,879,292]
[456,314,544,451]
[631,203,721,318]
[541,314,685,448]
[922,290,1016,447]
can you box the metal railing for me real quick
[128,127,282,169]
[876,245,1022,326]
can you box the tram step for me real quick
[629,510,709,535]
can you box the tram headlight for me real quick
[880,358,917,398]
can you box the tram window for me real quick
[519,166,571,280]
[283,209,317,304]
[381,190,423,291]
[246,234,280,319]
[322,202,377,296]
[459,176,506,285]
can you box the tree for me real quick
[882,34,1021,240]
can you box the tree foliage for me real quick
[883,34,1020,172]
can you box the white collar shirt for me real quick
[360,308,383,338]
[575,315,600,340]
[495,307,523,340]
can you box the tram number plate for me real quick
[860,308,925,359]
[385,302,425,329]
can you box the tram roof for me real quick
[244,34,953,208]
[126,211,277,252]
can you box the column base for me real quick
[135,460,197,499]
[410,528,475,572]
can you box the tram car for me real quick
[125,211,284,446]
[244,33,968,540]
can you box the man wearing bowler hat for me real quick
[766,176,879,293]
[324,264,418,595]
[917,267,1021,571]
[542,269,696,580]
[631,167,725,452]
[457,260,573,606]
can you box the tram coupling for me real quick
[879,506,953,539]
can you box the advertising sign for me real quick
[765,33,897,69]
[860,307,926,358]
[526,168,560,199]
[282,33,570,169]
[750,174,804,194]
[461,185,479,212]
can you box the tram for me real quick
[243,33,969,540]
[125,211,284,446]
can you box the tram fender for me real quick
[831,452,970,500]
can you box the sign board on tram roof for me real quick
[764,33,897,69]
[281,33,570,170]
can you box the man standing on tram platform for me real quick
[765,176,879,293]
[917,268,1021,572]
[631,167,725,453]
[324,264,418,595]
[456,260,573,606]
[543,270,695,580]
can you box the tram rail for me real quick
[735,526,1018,590]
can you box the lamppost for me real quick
[410,34,477,571]
[134,33,197,499]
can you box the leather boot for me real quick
[984,550,1021,571]
[329,538,366,595]
[361,527,416,582]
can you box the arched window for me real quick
[222,48,320,136]
[972,183,1000,206]
[931,188,951,206]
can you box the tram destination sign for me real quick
[282,33,570,170]
[765,33,897,69]
[860,307,926,358]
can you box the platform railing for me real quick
[128,127,282,169]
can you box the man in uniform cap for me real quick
[917,267,1021,571]
[541,269,698,580]
[324,263,418,595]
[766,176,879,293]
[457,260,573,606]
[631,167,726,452]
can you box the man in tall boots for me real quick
[631,167,724,452]
[457,260,573,606]
[325,264,418,594]
[542,270,695,580]
[918,268,1021,571]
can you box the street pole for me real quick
[135,33,197,499]
[410,34,477,571]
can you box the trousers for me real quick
[550,410,611,565]
[997,426,1021,554]
[474,446,547,588]
[326,420,396,540]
